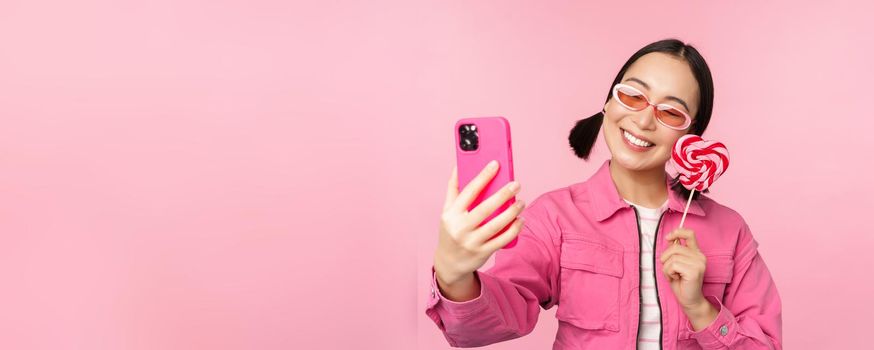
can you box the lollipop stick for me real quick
[679,188,695,228]
[674,189,696,246]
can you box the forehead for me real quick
[622,52,699,110]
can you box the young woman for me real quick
[426,39,782,349]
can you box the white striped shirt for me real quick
[624,198,668,350]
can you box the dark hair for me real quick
[568,38,714,201]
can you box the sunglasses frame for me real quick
[610,83,693,130]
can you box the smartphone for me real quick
[455,116,518,249]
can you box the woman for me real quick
[425,39,782,349]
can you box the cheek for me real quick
[603,110,618,125]
[655,134,684,156]
[659,132,686,148]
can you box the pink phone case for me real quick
[455,116,517,249]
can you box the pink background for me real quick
[0,1,871,349]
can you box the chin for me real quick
[613,154,656,171]
[608,141,666,172]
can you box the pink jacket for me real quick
[425,160,782,349]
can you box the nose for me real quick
[633,104,658,131]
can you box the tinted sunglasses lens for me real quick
[656,106,689,128]
[616,87,648,110]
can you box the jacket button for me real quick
[719,325,728,336]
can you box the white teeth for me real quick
[623,130,653,147]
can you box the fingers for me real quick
[451,160,500,213]
[480,217,524,253]
[658,243,700,264]
[664,228,699,250]
[443,165,459,212]
[467,180,520,226]
[662,255,696,281]
[471,199,526,244]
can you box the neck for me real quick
[608,159,668,209]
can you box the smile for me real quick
[621,128,655,148]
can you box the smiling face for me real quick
[602,52,701,172]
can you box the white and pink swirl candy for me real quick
[671,135,730,191]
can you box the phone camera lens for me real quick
[458,123,479,151]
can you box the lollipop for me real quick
[670,134,730,229]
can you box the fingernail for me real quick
[508,182,520,192]
[488,160,499,170]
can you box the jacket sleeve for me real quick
[424,198,561,347]
[686,221,783,349]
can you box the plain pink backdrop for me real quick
[0,1,871,349]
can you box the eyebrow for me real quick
[623,77,691,113]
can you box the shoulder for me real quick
[522,181,589,220]
[695,194,747,229]
[695,194,760,261]
[514,184,581,245]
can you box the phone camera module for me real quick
[458,124,479,151]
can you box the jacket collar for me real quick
[585,159,705,222]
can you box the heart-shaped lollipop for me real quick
[671,135,730,192]
[670,134,730,229]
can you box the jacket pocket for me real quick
[556,237,624,332]
[701,252,734,300]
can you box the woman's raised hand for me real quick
[433,161,525,296]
